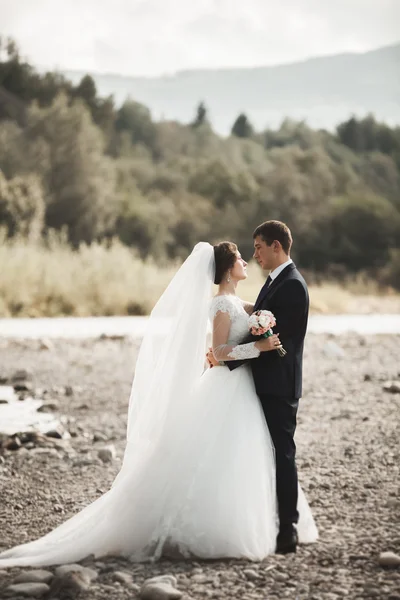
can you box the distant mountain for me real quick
[65,42,400,134]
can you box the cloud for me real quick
[0,0,399,75]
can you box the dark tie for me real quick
[266,275,272,287]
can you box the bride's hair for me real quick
[213,241,238,285]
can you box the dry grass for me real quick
[0,232,176,317]
[241,263,400,314]
[0,234,399,317]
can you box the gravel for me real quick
[0,333,399,599]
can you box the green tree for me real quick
[191,102,208,128]
[73,75,97,107]
[115,100,158,154]
[231,113,254,138]
[0,171,45,241]
[27,94,117,244]
[322,194,400,270]
[337,117,364,152]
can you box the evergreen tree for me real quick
[191,102,208,128]
[231,113,254,138]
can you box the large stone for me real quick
[55,563,98,581]
[48,571,91,598]
[6,582,50,597]
[140,582,183,600]
[379,551,400,567]
[14,569,54,584]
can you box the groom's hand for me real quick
[255,334,282,352]
[206,347,219,368]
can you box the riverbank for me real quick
[1,236,399,318]
[0,334,399,599]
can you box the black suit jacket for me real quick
[228,263,309,398]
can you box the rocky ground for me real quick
[0,333,399,600]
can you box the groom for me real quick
[210,220,309,554]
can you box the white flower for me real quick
[258,314,270,328]
[248,314,259,328]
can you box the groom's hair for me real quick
[253,220,292,254]
[213,241,238,285]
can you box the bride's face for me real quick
[230,252,248,281]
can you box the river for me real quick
[0,314,399,338]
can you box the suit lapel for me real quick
[254,280,270,311]
[254,263,296,311]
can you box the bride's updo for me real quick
[213,241,238,285]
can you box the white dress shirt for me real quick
[268,258,293,284]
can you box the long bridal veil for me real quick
[0,243,216,567]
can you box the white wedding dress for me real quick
[0,243,317,568]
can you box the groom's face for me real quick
[253,236,274,271]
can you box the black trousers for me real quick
[258,394,299,529]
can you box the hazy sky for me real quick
[1,0,399,76]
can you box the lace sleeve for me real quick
[211,297,260,362]
[209,296,236,321]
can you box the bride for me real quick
[0,242,317,567]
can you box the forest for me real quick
[0,37,399,315]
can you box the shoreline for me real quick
[1,313,400,340]
[0,334,399,598]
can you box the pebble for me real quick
[383,381,400,393]
[113,570,133,585]
[98,445,117,463]
[322,341,345,358]
[37,402,59,412]
[144,575,178,588]
[93,431,109,442]
[243,569,259,580]
[13,381,33,392]
[378,551,400,567]
[6,582,50,597]
[39,338,54,351]
[3,436,22,451]
[11,369,33,382]
[45,428,64,439]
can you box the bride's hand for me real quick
[206,347,219,368]
[255,334,281,352]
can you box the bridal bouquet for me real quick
[248,310,287,357]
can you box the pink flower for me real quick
[249,310,276,336]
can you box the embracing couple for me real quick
[0,220,318,568]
